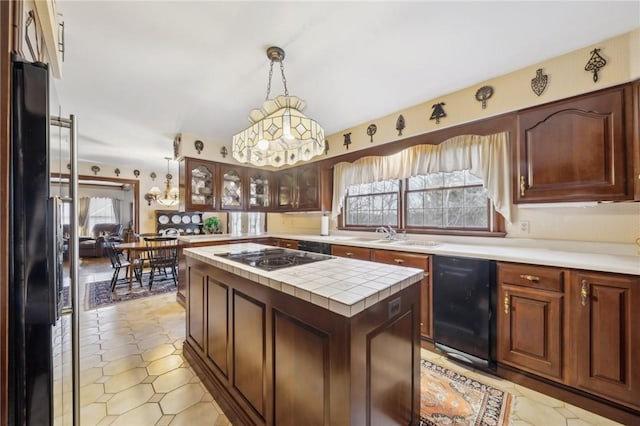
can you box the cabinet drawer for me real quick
[498,262,564,292]
[372,250,429,271]
[331,245,371,261]
[278,239,298,250]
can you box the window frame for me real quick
[338,172,505,237]
[342,180,402,231]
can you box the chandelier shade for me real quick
[232,47,325,168]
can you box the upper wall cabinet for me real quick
[180,158,218,212]
[515,84,635,204]
[276,164,321,211]
[247,169,273,211]
[219,165,244,211]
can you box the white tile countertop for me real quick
[183,243,424,318]
[178,233,640,276]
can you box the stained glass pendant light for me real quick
[232,46,325,167]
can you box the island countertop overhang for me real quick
[184,242,424,318]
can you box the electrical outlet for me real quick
[520,221,530,233]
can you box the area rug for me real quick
[85,275,177,310]
[421,359,512,426]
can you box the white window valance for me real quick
[331,132,512,223]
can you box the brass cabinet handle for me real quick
[519,274,540,282]
[345,252,354,257]
[581,279,589,306]
[285,243,292,247]
[504,292,510,314]
[520,175,526,197]
[393,258,405,264]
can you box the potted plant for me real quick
[203,216,221,234]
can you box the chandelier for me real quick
[232,46,325,167]
[144,157,179,207]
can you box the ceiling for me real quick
[51,1,640,171]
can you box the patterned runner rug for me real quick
[421,359,512,426]
[85,275,177,310]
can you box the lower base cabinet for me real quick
[184,257,421,425]
[498,263,640,416]
[497,263,565,382]
[568,271,640,409]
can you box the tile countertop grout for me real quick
[178,233,640,276]
[183,243,424,318]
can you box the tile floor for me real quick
[52,258,623,425]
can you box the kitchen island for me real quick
[183,243,424,426]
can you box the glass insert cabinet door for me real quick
[249,173,270,209]
[190,165,215,207]
[221,169,243,209]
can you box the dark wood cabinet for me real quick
[247,169,273,210]
[331,244,371,261]
[184,256,421,425]
[633,81,640,200]
[277,239,298,250]
[276,164,321,211]
[516,84,634,203]
[497,263,565,382]
[567,271,640,410]
[180,158,218,211]
[219,165,245,211]
[372,249,432,340]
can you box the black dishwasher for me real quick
[297,240,332,254]
[433,255,496,371]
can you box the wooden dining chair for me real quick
[143,236,178,289]
[104,241,143,291]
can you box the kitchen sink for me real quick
[392,240,440,247]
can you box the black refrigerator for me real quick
[9,56,64,425]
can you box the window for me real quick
[345,179,399,227]
[341,170,501,235]
[87,197,117,231]
[406,171,489,229]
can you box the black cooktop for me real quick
[215,248,333,271]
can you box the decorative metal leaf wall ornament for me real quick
[194,140,204,154]
[324,140,329,155]
[585,48,606,82]
[150,172,157,181]
[475,86,494,109]
[396,115,405,136]
[366,124,377,143]
[133,169,140,178]
[91,165,100,175]
[430,103,446,124]
[173,134,181,159]
[343,132,352,150]
[114,168,121,176]
[531,68,548,96]
[220,146,228,158]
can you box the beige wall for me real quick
[271,29,640,244]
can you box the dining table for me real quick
[116,239,181,290]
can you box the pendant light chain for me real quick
[264,57,289,100]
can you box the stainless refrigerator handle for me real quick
[69,114,81,426]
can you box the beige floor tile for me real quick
[567,419,598,426]
[564,404,623,425]
[81,383,106,407]
[141,343,176,362]
[104,367,149,393]
[159,383,204,414]
[110,402,163,426]
[101,344,140,362]
[514,384,567,408]
[106,383,155,416]
[515,397,574,425]
[155,414,174,425]
[148,393,164,403]
[214,414,231,426]
[146,354,184,376]
[96,416,117,426]
[152,368,194,393]
[102,354,144,376]
[80,402,107,426]
[168,401,220,426]
[81,368,104,387]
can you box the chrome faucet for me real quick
[376,225,397,240]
